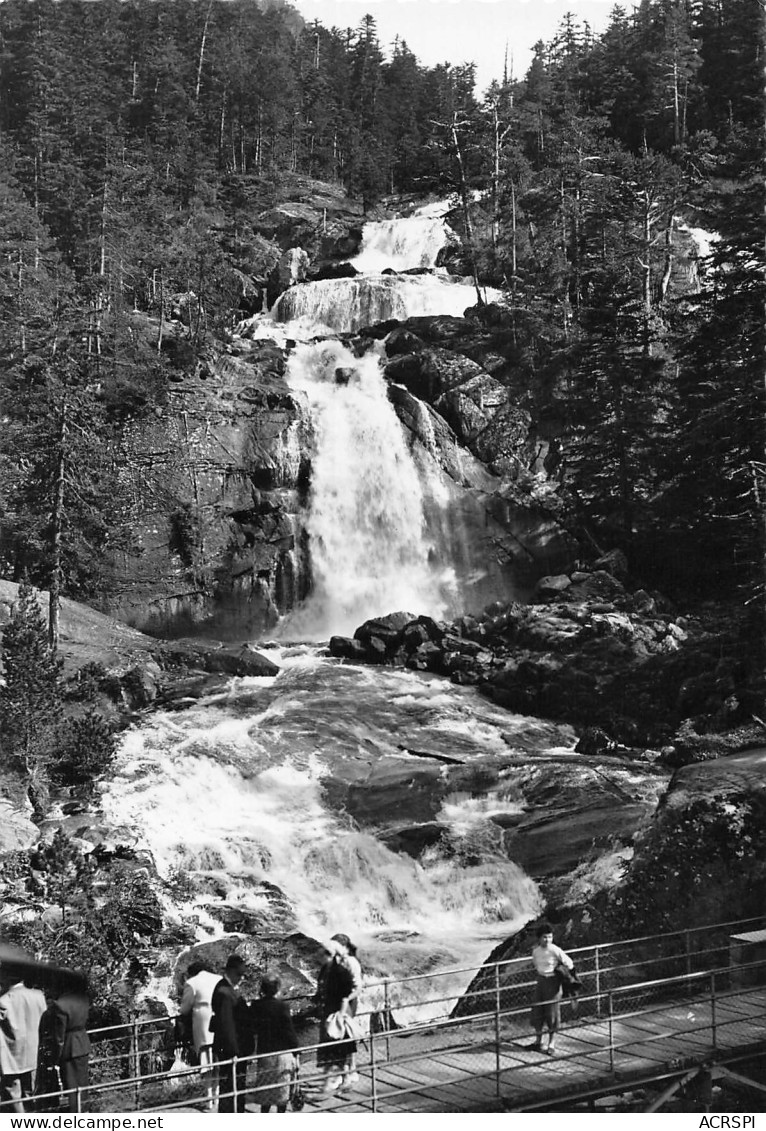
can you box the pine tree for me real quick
[0,579,62,816]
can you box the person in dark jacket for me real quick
[211,955,251,1113]
[49,974,91,1112]
[316,934,361,1093]
[250,975,299,1113]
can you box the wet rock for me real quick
[309,261,358,282]
[575,726,618,755]
[406,642,444,671]
[365,636,389,664]
[567,570,625,601]
[441,634,483,657]
[379,823,448,857]
[384,327,424,356]
[354,611,416,649]
[328,635,366,660]
[160,639,280,678]
[156,674,233,708]
[504,803,650,877]
[402,623,431,649]
[534,574,572,599]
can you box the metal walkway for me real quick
[306,973,766,1112]
[30,916,766,1113]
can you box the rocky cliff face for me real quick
[106,340,312,638]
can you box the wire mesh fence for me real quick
[17,915,766,1113]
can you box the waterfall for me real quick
[102,204,546,1006]
[351,200,455,273]
[283,340,456,638]
[273,274,487,336]
[270,203,510,638]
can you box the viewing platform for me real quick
[20,916,766,1114]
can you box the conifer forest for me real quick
[0,0,763,618]
[0,0,765,1048]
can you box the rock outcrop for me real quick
[105,341,312,638]
[330,569,764,756]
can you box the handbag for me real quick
[325,1010,363,1041]
[167,1047,191,1088]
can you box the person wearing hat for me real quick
[211,955,252,1113]
[315,934,361,1093]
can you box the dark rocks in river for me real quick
[336,562,761,760]
[159,639,280,678]
[309,261,359,282]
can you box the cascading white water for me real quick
[283,340,456,638]
[273,274,488,336]
[275,203,507,637]
[107,204,544,1014]
[102,652,555,1014]
[351,200,454,273]
[272,198,497,335]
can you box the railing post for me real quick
[369,1027,378,1112]
[710,972,717,1050]
[130,1016,140,1110]
[685,929,692,993]
[383,979,391,1063]
[607,992,615,1073]
[232,1056,239,1112]
[595,947,602,1017]
[75,1087,82,1113]
[494,962,502,1098]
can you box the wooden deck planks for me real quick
[301,987,766,1113]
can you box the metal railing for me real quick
[82,912,766,1083]
[20,914,766,1113]
[25,954,766,1113]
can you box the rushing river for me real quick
[102,648,580,1015]
[104,200,566,1011]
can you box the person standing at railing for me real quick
[179,961,221,1111]
[0,972,47,1111]
[49,973,91,1112]
[249,974,299,1113]
[211,955,253,1113]
[530,922,573,1056]
[316,934,361,1094]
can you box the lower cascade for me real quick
[102,653,561,1010]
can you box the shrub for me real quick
[53,710,117,789]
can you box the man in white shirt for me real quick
[530,923,573,1055]
[0,975,47,1111]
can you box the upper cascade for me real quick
[271,200,496,336]
[272,274,488,335]
[351,200,455,273]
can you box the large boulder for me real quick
[354,612,416,650]
[160,640,280,678]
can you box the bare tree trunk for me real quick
[450,116,483,306]
[49,404,67,650]
[659,206,676,303]
[156,266,164,354]
[195,0,214,102]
